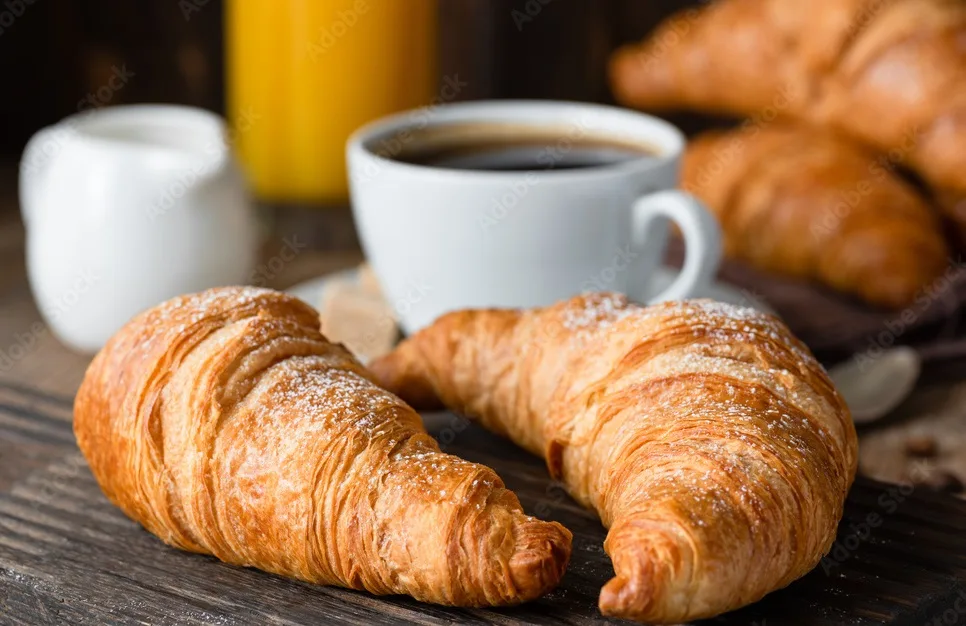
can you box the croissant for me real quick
[73,287,571,607]
[371,294,858,623]
[681,124,949,309]
[609,0,966,209]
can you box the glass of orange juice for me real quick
[226,0,438,205]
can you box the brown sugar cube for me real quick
[358,263,386,298]
[318,278,398,362]
[904,435,938,458]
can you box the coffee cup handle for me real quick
[631,190,722,302]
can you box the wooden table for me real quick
[3,175,966,624]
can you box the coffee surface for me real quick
[378,123,657,172]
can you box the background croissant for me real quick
[681,124,949,309]
[74,287,571,607]
[372,293,858,623]
[609,0,966,242]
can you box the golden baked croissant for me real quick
[371,294,858,623]
[681,124,949,309]
[74,287,571,607]
[609,0,966,207]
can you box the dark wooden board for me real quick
[1,382,966,625]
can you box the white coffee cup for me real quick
[347,100,721,334]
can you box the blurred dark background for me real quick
[0,0,701,160]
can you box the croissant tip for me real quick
[599,574,656,622]
[507,517,572,602]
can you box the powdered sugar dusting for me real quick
[561,293,635,332]
[154,286,278,325]
[670,298,763,322]
[554,295,817,372]
[645,299,817,367]
[137,287,298,354]
[259,356,403,440]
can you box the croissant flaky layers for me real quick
[681,125,949,309]
[73,287,571,607]
[372,293,858,623]
[609,0,966,242]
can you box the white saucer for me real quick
[287,266,775,317]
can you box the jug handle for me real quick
[19,125,63,228]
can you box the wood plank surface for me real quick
[1,381,966,625]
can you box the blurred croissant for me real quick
[372,293,857,623]
[74,287,571,607]
[609,0,966,236]
[681,124,949,309]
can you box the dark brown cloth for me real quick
[665,239,966,370]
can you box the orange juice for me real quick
[226,0,437,205]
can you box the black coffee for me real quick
[378,123,657,172]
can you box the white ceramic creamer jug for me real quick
[20,104,259,352]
